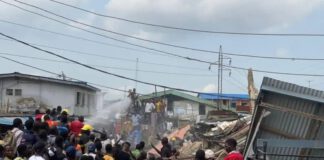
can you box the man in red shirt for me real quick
[70,116,84,136]
[224,138,244,160]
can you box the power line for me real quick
[13,0,216,58]
[225,64,324,77]
[0,52,216,77]
[0,32,220,95]
[0,55,129,93]
[0,54,256,101]
[5,2,324,62]
[1,32,323,104]
[48,0,324,37]
[0,19,167,57]
[0,0,211,65]
[2,32,324,77]
[0,37,208,71]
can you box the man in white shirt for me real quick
[144,100,155,124]
[29,141,46,160]
[145,100,155,113]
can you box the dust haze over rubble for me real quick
[86,98,131,133]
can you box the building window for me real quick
[81,93,85,107]
[76,92,86,107]
[199,104,206,115]
[6,89,13,96]
[15,89,22,96]
[230,102,236,108]
[76,92,81,106]
[242,102,248,106]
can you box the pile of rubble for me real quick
[178,112,252,159]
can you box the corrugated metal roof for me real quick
[138,90,217,107]
[0,72,99,91]
[198,93,249,100]
[245,77,324,159]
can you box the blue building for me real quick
[198,93,251,113]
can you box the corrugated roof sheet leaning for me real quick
[245,77,324,160]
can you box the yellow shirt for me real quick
[103,154,114,160]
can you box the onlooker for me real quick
[47,127,58,147]
[3,145,14,160]
[131,141,145,160]
[94,139,103,160]
[195,149,205,160]
[21,119,37,146]
[0,145,5,159]
[224,139,243,160]
[103,144,114,160]
[56,106,62,120]
[117,142,131,160]
[34,110,43,122]
[29,142,46,160]
[11,118,24,151]
[14,144,27,160]
[152,137,172,158]
[70,116,84,136]
[65,145,77,160]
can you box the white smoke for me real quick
[86,98,131,132]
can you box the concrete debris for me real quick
[176,114,251,158]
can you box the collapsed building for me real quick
[245,77,324,159]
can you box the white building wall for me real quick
[0,78,98,116]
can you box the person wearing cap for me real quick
[224,139,243,160]
[79,124,93,154]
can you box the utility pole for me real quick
[211,46,231,110]
[135,58,139,90]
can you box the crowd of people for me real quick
[0,105,243,160]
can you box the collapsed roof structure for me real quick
[245,77,324,159]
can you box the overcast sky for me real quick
[1,0,324,99]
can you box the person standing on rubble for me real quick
[144,100,155,124]
[224,139,243,160]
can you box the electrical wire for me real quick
[2,20,324,62]
[0,32,257,101]
[0,32,222,95]
[0,37,208,71]
[0,52,216,77]
[1,32,323,105]
[48,0,324,37]
[6,1,324,61]
[0,19,167,57]
[0,0,212,65]
[0,55,130,93]
[2,32,324,78]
